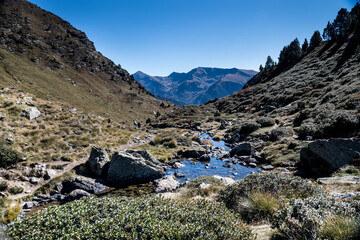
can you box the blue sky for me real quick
[28,0,357,76]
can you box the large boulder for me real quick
[20,107,40,120]
[87,146,110,178]
[230,142,254,157]
[300,138,360,177]
[155,175,180,193]
[107,150,164,186]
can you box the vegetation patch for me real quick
[6,196,255,240]
[0,142,23,169]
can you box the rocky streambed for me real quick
[16,132,265,222]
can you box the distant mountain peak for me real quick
[133,67,257,105]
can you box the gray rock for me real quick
[199,154,211,162]
[20,107,40,120]
[62,177,109,194]
[178,149,206,158]
[23,202,34,209]
[5,135,13,145]
[64,189,90,202]
[174,172,186,178]
[332,192,357,199]
[249,163,257,168]
[230,142,254,157]
[300,138,360,177]
[317,176,360,184]
[213,175,235,185]
[155,175,180,193]
[261,165,275,171]
[44,169,56,180]
[0,114,4,120]
[107,150,164,186]
[172,162,185,169]
[87,146,110,178]
[199,183,211,189]
[29,177,40,184]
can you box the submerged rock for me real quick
[107,150,164,186]
[178,149,206,158]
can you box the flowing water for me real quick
[166,133,260,182]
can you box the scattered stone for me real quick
[249,163,257,168]
[261,165,275,171]
[317,176,360,184]
[172,162,185,169]
[64,189,90,202]
[223,163,232,168]
[213,175,235,185]
[107,150,164,186]
[87,146,110,178]
[332,192,357,199]
[300,138,360,177]
[20,107,40,120]
[23,202,34,209]
[174,172,186,178]
[230,142,254,157]
[5,135,13,145]
[155,175,180,193]
[69,108,77,114]
[0,114,4,120]
[29,177,40,184]
[44,170,56,180]
[199,183,211,189]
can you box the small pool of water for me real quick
[166,133,260,182]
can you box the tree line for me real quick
[259,3,360,73]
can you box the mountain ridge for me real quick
[133,67,257,105]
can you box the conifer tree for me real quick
[301,38,309,53]
[309,30,322,50]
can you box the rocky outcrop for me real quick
[300,138,360,177]
[317,176,360,184]
[20,107,40,120]
[107,150,164,186]
[230,142,254,157]
[155,175,180,193]
[87,146,110,178]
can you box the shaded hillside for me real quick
[133,67,256,105]
[0,0,172,121]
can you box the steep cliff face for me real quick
[0,0,172,121]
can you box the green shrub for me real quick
[321,215,360,240]
[163,139,177,148]
[6,196,255,240]
[256,117,275,127]
[0,199,20,224]
[218,172,325,211]
[0,142,23,169]
[8,186,24,195]
[0,181,8,191]
[272,196,360,240]
[237,192,280,222]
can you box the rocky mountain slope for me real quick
[0,0,172,122]
[133,67,256,105]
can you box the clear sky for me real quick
[28,0,357,76]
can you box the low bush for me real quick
[0,142,23,169]
[272,196,360,240]
[256,117,275,127]
[8,186,24,195]
[0,181,8,191]
[6,196,255,240]
[0,199,20,224]
[217,172,325,222]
